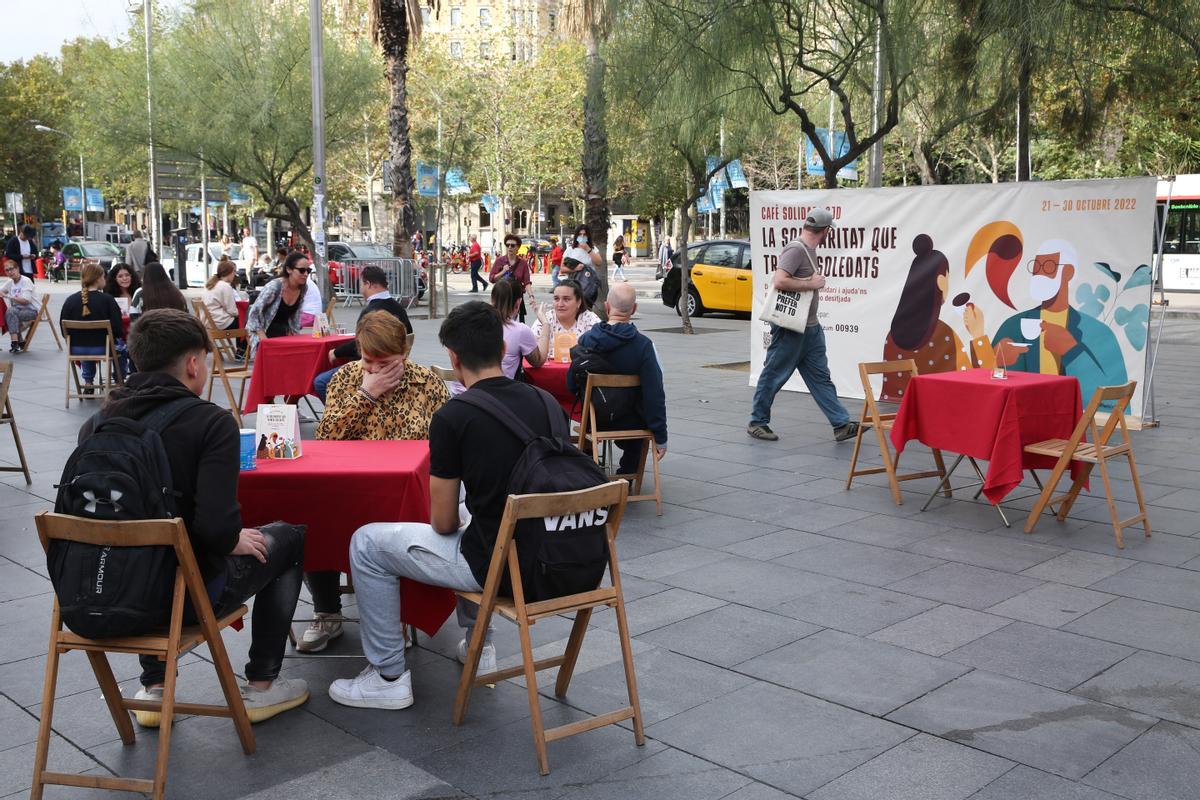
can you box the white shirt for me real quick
[0,275,36,305]
[563,245,597,266]
[18,238,32,272]
[204,280,239,328]
[301,277,323,317]
[241,235,258,265]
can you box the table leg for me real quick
[965,457,1010,528]
[922,454,965,512]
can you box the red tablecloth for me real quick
[237,439,455,636]
[243,334,354,414]
[0,298,7,334]
[890,369,1083,504]
[524,359,579,420]
[237,299,249,328]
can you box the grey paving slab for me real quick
[904,531,1064,573]
[0,734,98,798]
[885,562,1044,610]
[621,544,732,581]
[554,646,754,726]
[592,587,727,637]
[0,693,40,753]
[887,670,1155,779]
[1088,560,1200,612]
[555,747,752,800]
[739,628,969,715]
[817,513,952,549]
[869,605,1013,656]
[776,540,945,587]
[808,733,1014,800]
[985,583,1118,628]
[1083,721,1200,800]
[1055,524,1200,566]
[944,622,1134,691]
[1063,597,1200,662]
[720,529,834,560]
[1019,551,1135,588]
[652,512,785,549]
[414,702,668,796]
[610,530,686,561]
[772,582,938,636]
[636,603,820,667]
[712,467,816,494]
[645,681,914,797]
[1073,650,1200,728]
[968,765,1127,800]
[718,782,800,800]
[661,556,848,609]
[234,749,463,800]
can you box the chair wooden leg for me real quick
[632,440,650,496]
[874,425,902,506]
[1024,455,1072,533]
[153,629,181,799]
[517,617,551,775]
[649,440,663,516]
[86,651,135,745]
[30,610,64,800]
[204,616,254,755]
[1055,463,1094,522]
[6,399,32,484]
[610,575,645,747]
[554,608,593,698]
[453,593,497,725]
[1125,452,1152,539]
[844,411,867,490]
[1095,454,1124,549]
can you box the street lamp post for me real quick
[33,124,85,233]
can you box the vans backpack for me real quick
[453,387,611,602]
[48,396,202,638]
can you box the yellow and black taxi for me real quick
[660,238,752,316]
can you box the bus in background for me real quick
[1157,174,1200,292]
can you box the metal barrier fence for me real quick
[332,258,421,308]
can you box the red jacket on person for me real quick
[489,255,530,288]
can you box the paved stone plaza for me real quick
[1,275,1199,799]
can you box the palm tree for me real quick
[562,0,614,292]
[370,0,429,257]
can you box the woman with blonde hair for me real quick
[59,263,127,387]
[301,312,450,652]
[205,258,247,359]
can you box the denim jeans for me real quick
[313,366,338,402]
[304,570,342,614]
[350,522,489,679]
[140,523,305,686]
[750,323,850,429]
[70,345,109,384]
[469,259,486,291]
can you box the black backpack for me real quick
[453,387,611,602]
[48,397,202,638]
[567,343,641,425]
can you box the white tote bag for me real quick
[758,246,817,333]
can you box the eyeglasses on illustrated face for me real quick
[1025,256,1060,276]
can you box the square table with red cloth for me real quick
[243,333,354,414]
[237,439,456,636]
[524,359,579,420]
[890,368,1083,504]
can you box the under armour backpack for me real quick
[48,396,202,638]
[453,387,611,602]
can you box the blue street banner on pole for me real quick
[696,192,714,214]
[415,162,439,198]
[62,187,83,212]
[85,188,104,212]
[446,168,471,196]
[229,184,250,205]
[804,129,859,181]
[726,159,748,189]
[481,194,500,215]
[706,156,730,193]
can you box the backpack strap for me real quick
[137,395,207,434]
[453,386,567,445]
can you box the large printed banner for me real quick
[750,178,1158,418]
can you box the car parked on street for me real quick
[660,238,752,317]
[62,240,123,279]
[328,241,426,302]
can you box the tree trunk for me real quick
[582,27,610,310]
[912,139,938,185]
[678,200,693,335]
[379,4,416,259]
[1016,40,1032,182]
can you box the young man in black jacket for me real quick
[79,309,308,725]
[567,282,668,474]
[311,264,413,402]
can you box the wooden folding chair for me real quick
[454,481,644,775]
[576,374,663,515]
[30,512,254,800]
[0,362,31,484]
[1023,381,1150,548]
[846,360,949,505]
[406,331,415,351]
[207,327,254,427]
[323,297,337,327]
[21,295,63,351]
[432,365,457,382]
[63,321,123,408]
[191,297,240,363]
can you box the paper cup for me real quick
[239,428,257,471]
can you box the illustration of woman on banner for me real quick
[880,234,995,400]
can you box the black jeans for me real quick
[223,318,248,358]
[469,259,486,291]
[304,570,342,615]
[607,413,652,475]
[140,523,305,686]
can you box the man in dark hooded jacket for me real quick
[77,309,309,726]
[567,282,667,475]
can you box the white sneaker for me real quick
[131,686,162,728]
[239,677,310,723]
[457,638,497,675]
[328,666,413,710]
[296,612,344,653]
